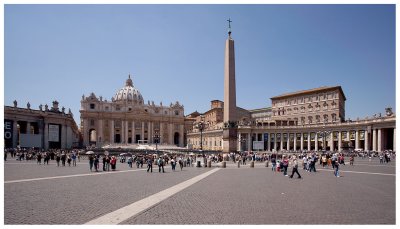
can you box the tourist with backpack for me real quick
[158,157,165,173]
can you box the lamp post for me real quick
[317,128,331,151]
[195,116,207,151]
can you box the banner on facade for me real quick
[263,133,268,141]
[350,131,355,140]
[341,131,347,141]
[360,131,365,140]
[48,124,60,142]
[4,119,13,148]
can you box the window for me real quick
[128,108,132,111]
[105,106,109,111]
[175,110,179,116]
[90,103,95,109]
[90,119,95,126]
[116,105,120,111]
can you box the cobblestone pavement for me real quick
[4,158,396,224]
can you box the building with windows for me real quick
[4,100,80,149]
[187,23,395,153]
[80,75,185,148]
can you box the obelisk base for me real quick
[222,128,238,153]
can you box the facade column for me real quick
[314,133,318,151]
[372,129,377,151]
[238,132,242,151]
[110,120,114,144]
[126,120,129,144]
[300,133,304,151]
[355,130,359,150]
[147,121,151,143]
[293,133,297,151]
[247,133,252,151]
[267,133,271,151]
[141,122,145,142]
[307,133,311,151]
[280,133,284,151]
[169,123,173,145]
[27,122,31,134]
[364,129,369,151]
[44,122,49,150]
[377,128,382,152]
[121,120,125,144]
[98,119,103,146]
[160,122,164,144]
[329,132,334,151]
[131,121,136,144]
[179,124,184,147]
[62,125,67,149]
[273,133,277,152]
[287,133,290,150]
[338,131,342,151]
[83,120,89,147]
[13,119,18,148]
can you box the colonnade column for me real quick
[307,133,311,151]
[267,133,271,151]
[110,120,114,144]
[372,129,377,151]
[293,133,297,151]
[273,133,277,151]
[355,130,359,150]
[121,121,125,144]
[280,133,284,151]
[132,121,135,144]
[329,132,334,151]
[377,128,382,152]
[179,124,184,147]
[393,128,396,151]
[287,133,290,150]
[338,131,342,151]
[364,129,369,151]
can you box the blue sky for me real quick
[4,4,395,125]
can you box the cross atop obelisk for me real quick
[227,18,232,37]
[223,18,237,153]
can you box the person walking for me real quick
[72,153,77,167]
[349,155,354,166]
[171,158,176,171]
[334,158,340,177]
[37,153,42,165]
[61,153,66,167]
[110,156,117,171]
[56,153,61,167]
[147,157,153,173]
[105,156,110,171]
[158,157,165,173]
[178,157,184,171]
[89,155,94,171]
[282,156,289,176]
[271,157,277,172]
[93,155,99,172]
[289,156,302,179]
[67,155,72,166]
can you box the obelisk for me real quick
[222,18,238,153]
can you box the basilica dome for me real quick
[113,75,144,103]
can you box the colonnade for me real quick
[237,127,395,153]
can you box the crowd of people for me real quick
[4,147,395,178]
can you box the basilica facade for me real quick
[80,75,185,147]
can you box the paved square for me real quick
[4,158,396,224]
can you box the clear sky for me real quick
[4,4,395,125]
